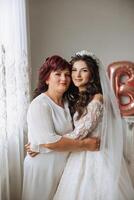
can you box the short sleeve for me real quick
[27,100,62,152]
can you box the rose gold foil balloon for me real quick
[108,61,134,116]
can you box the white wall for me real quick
[28,0,134,91]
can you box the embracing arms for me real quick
[26,137,100,157]
[39,136,100,152]
[26,95,102,156]
[41,94,103,151]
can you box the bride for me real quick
[53,50,134,200]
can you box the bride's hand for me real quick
[25,143,39,157]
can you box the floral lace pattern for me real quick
[64,99,103,139]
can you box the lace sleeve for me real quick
[64,100,103,139]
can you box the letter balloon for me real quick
[108,61,134,116]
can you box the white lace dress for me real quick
[54,99,108,200]
[54,98,134,200]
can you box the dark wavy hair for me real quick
[34,55,72,98]
[67,54,102,119]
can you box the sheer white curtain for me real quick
[0,0,31,199]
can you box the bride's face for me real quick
[71,60,92,91]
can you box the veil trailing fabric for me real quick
[76,50,134,200]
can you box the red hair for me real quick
[34,55,72,98]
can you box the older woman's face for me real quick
[72,60,91,91]
[46,68,71,94]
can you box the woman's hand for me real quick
[25,143,39,157]
[83,137,100,151]
[41,136,100,152]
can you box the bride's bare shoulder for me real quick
[93,93,103,103]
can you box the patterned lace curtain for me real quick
[0,0,31,199]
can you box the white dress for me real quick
[22,93,73,200]
[54,99,134,200]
